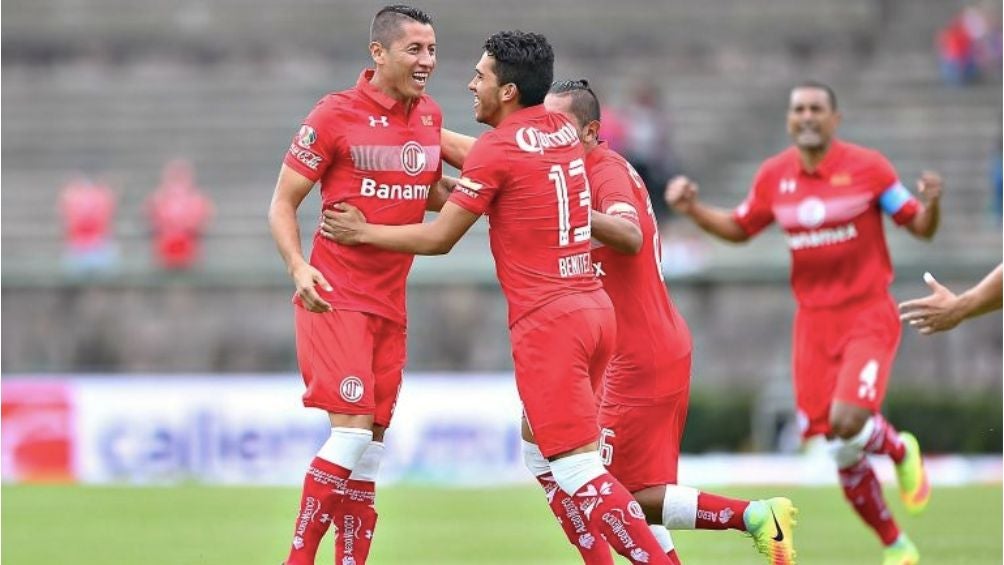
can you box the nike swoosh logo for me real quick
[770,508,784,542]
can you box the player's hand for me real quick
[916,170,943,205]
[291,263,333,313]
[898,272,963,334]
[320,203,368,246]
[665,175,699,214]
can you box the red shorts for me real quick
[512,290,615,458]
[599,363,690,492]
[294,306,406,427]
[792,295,901,438]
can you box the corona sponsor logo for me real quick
[515,123,579,154]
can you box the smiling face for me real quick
[468,52,504,126]
[786,87,840,151]
[370,20,436,102]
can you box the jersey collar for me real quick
[497,104,549,128]
[356,68,412,113]
[800,138,846,177]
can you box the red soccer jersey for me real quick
[283,69,443,325]
[588,143,693,401]
[448,105,601,326]
[733,139,921,308]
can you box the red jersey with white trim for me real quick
[448,105,601,326]
[733,139,921,308]
[283,69,442,325]
[588,142,692,400]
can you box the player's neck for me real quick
[369,72,419,112]
[489,104,524,127]
[798,143,831,173]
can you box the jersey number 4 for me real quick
[549,158,592,247]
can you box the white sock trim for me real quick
[549,452,606,495]
[828,417,875,470]
[349,441,385,482]
[316,427,373,470]
[649,525,675,553]
[521,440,551,477]
[662,485,699,529]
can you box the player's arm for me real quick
[322,201,479,255]
[591,209,642,254]
[268,164,332,312]
[441,128,477,169]
[664,175,750,243]
[903,171,942,240]
[899,265,1003,334]
[426,175,460,212]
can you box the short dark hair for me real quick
[370,5,433,46]
[548,79,601,127]
[792,80,838,111]
[483,30,554,107]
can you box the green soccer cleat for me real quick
[744,497,798,564]
[895,432,931,515]
[882,533,920,565]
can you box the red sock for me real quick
[573,473,671,564]
[335,479,378,564]
[285,457,350,565]
[694,492,750,531]
[863,415,906,464]
[667,549,682,564]
[838,458,900,545]
[535,474,613,565]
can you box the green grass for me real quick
[2,484,1001,564]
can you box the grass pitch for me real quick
[2,484,1000,564]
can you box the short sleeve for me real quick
[448,133,507,216]
[591,159,641,226]
[283,97,340,182]
[733,163,775,236]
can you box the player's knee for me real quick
[521,440,551,478]
[829,408,868,439]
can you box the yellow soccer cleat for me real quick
[882,533,920,565]
[895,432,931,515]
[744,497,798,564]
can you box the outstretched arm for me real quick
[441,129,478,170]
[664,175,750,243]
[321,201,479,255]
[898,265,1003,334]
[591,210,642,254]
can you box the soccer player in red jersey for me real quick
[325,30,671,564]
[533,79,798,565]
[267,5,450,564]
[665,81,942,565]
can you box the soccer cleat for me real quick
[882,533,920,565]
[744,497,798,564]
[895,432,931,515]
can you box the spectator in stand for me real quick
[937,3,1001,86]
[58,175,119,277]
[146,159,214,270]
[620,80,679,221]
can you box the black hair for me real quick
[548,79,601,127]
[370,5,433,46]
[792,80,838,111]
[483,30,554,107]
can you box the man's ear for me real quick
[500,83,519,104]
[369,41,385,65]
[584,120,601,143]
